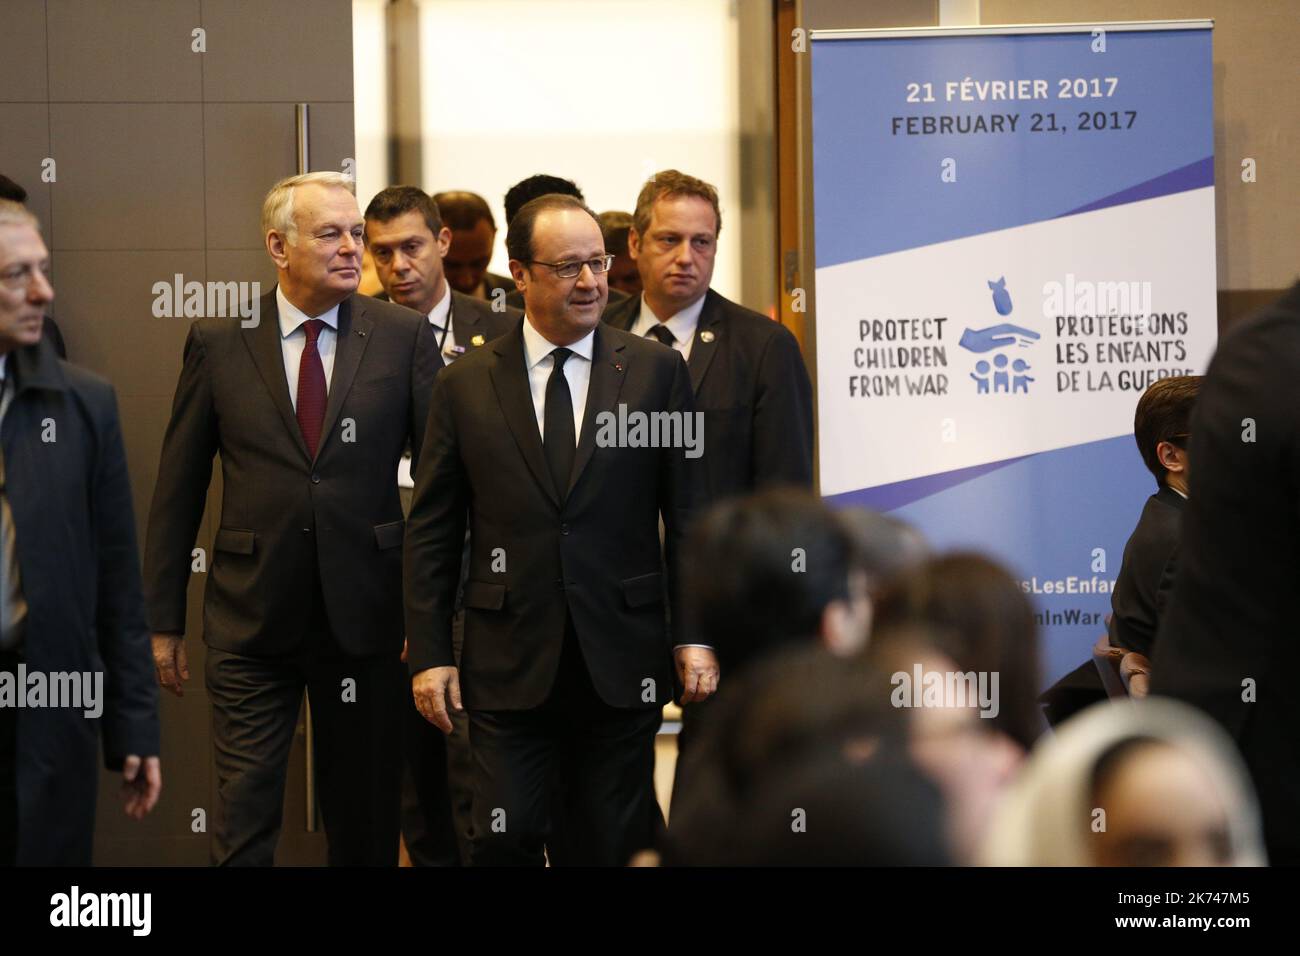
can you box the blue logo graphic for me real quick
[988,276,1013,315]
[960,278,1038,395]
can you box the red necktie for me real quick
[296,319,327,458]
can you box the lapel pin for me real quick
[700,330,715,343]
[471,334,485,346]
[357,330,367,337]
[446,344,466,357]
[614,362,624,373]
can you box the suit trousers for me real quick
[0,646,17,866]
[401,611,474,866]
[205,571,404,866]
[467,615,661,866]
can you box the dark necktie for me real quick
[296,319,328,458]
[544,347,576,500]
[646,324,675,348]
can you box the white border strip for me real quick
[810,19,1213,41]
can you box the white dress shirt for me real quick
[427,283,456,358]
[521,314,594,440]
[630,293,707,360]
[277,285,339,412]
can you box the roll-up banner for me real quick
[810,21,1216,683]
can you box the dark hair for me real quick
[837,507,929,594]
[0,174,27,204]
[633,169,721,239]
[504,174,583,226]
[682,488,861,674]
[432,190,494,232]
[363,186,442,240]
[597,210,633,257]
[1090,735,1162,808]
[871,552,1043,751]
[1133,375,1202,487]
[504,193,600,263]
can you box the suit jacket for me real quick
[404,319,699,710]
[1153,280,1300,862]
[43,314,67,359]
[144,290,441,658]
[1108,485,1184,657]
[369,289,520,364]
[483,271,516,300]
[3,338,158,864]
[602,289,814,501]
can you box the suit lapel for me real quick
[490,325,561,508]
[317,295,371,459]
[569,325,627,497]
[243,290,311,463]
[603,295,639,332]
[687,290,723,393]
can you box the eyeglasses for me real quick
[526,255,614,279]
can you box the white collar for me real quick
[427,283,452,329]
[521,315,595,370]
[639,292,707,343]
[277,285,341,338]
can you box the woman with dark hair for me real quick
[870,552,1044,751]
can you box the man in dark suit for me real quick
[365,185,519,866]
[1154,282,1300,865]
[0,200,160,865]
[433,191,515,304]
[404,194,714,866]
[1109,375,1199,657]
[602,169,814,781]
[144,172,440,866]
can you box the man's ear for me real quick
[627,227,641,262]
[436,226,452,258]
[1157,440,1186,474]
[508,259,527,291]
[266,230,290,270]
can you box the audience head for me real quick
[506,194,606,346]
[1133,375,1201,495]
[363,186,450,315]
[504,174,584,226]
[597,210,641,297]
[629,169,720,315]
[434,190,498,296]
[666,645,944,865]
[837,507,930,596]
[0,174,28,204]
[262,172,361,315]
[0,200,52,353]
[982,698,1266,866]
[682,488,872,670]
[871,552,1044,751]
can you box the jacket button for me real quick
[301,527,311,534]
[560,524,570,535]
[311,474,321,484]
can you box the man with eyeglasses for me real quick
[1109,375,1201,659]
[404,193,705,865]
[602,170,813,795]
[0,199,161,864]
[143,172,441,865]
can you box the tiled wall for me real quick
[0,0,356,865]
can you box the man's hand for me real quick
[412,666,462,734]
[152,634,189,696]
[675,646,719,704]
[121,755,162,820]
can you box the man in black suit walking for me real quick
[144,172,441,865]
[1154,282,1300,864]
[404,194,712,865]
[0,200,161,865]
[602,170,813,781]
[365,185,519,866]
